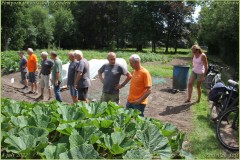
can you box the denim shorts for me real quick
[69,85,78,97]
[29,72,38,83]
[126,101,146,117]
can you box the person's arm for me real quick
[202,54,208,75]
[98,71,104,84]
[74,62,84,90]
[98,65,105,84]
[34,56,38,72]
[74,72,82,90]
[54,61,60,86]
[132,87,152,105]
[115,72,132,89]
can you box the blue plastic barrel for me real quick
[173,65,190,90]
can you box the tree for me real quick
[198,2,239,67]
[53,8,74,48]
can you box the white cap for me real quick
[27,48,33,53]
[73,50,83,56]
[41,51,48,56]
[130,54,141,61]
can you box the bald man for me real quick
[67,51,79,103]
[98,52,132,104]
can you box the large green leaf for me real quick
[28,113,56,132]
[57,105,85,122]
[81,102,108,118]
[136,124,170,155]
[99,131,135,154]
[161,123,178,137]
[2,99,22,116]
[10,116,28,128]
[113,113,131,130]
[42,143,67,159]
[56,122,76,135]
[74,126,102,144]
[123,148,152,159]
[59,144,100,159]
[69,134,84,148]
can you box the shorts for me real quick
[78,87,88,101]
[69,85,78,97]
[126,101,146,117]
[29,72,38,83]
[40,74,51,89]
[190,71,204,82]
[101,92,119,104]
[21,71,27,81]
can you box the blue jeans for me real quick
[69,85,78,97]
[54,81,62,102]
[126,101,146,117]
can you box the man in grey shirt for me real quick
[18,51,28,89]
[98,52,132,103]
[74,50,91,102]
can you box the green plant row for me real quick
[1,98,192,159]
[1,50,175,75]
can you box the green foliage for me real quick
[2,1,195,51]
[198,2,239,67]
[1,98,191,159]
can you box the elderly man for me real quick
[98,52,132,103]
[67,51,79,103]
[39,52,53,100]
[18,51,28,89]
[27,48,38,94]
[74,50,91,102]
[51,51,63,102]
[127,54,152,117]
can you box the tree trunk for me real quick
[4,30,8,51]
[152,40,156,53]
[165,31,170,53]
[136,44,143,52]
[58,39,61,49]
[174,41,177,54]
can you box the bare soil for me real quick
[1,58,194,132]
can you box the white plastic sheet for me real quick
[60,58,128,86]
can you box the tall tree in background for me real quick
[198,2,239,67]
[53,8,74,48]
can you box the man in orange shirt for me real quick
[127,54,152,117]
[27,48,38,94]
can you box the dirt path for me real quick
[1,57,194,132]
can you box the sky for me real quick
[193,5,201,22]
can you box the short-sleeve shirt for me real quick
[128,67,152,105]
[76,58,90,88]
[67,61,78,86]
[98,63,127,94]
[40,59,53,75]
[27,54,38,72]
[19,56,28,72]
[51,58,62,83]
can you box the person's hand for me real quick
[132,99,141,105]
[74,85,78,90]
[55,80,58,86]
[201,75,206,82]
[115,84,122,90]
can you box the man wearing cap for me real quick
[18,51,28,89]
[98,52,132,104]
[39,51,54,100]
[74,50,91,102]
[127,54,152,117]
[51,51,63,102]
[67,51,79,103]
[27,48,38,94]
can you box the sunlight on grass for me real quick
[185,86,227,159]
